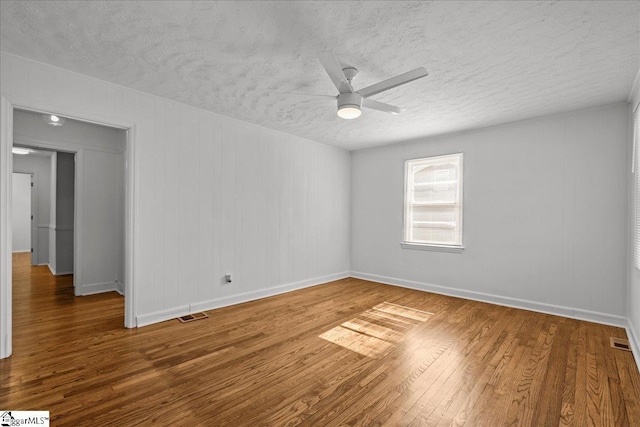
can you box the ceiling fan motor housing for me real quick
[337,92,362,110]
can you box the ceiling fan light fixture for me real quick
[337,105,361,120]
[337,92,363,120]
[42,114,65,126]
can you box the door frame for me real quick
[0,95,138,359]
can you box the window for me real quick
[635,110,640,270]
[403,153,463,250]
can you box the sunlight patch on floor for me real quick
[319,302,433,358]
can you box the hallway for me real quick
[8,253,123,338]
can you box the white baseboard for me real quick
[136,304,191,327]
[350,272,627,328]
[627,321,640,370]
[136,271,350,327]
[76,281,118,296]
[115,281,124,296]
[47,264,73,276]
[12,250,30,253]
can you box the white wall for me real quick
[352,103,629,325]
[0,52,351,329]
[11,173,30,252]
[13,152,51,264]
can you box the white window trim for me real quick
[402,153,464,252]
[400,241,464,253]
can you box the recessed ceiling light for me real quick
[12,147,30,155]
[42,114,65,126]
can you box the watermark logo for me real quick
[0,411,49,426]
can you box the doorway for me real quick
[12,110,125,295]
[0,98,137,359]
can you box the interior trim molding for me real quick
[47,263,72,276]
[48,225,73,232]
[627,320,640,370]
[0,96,13,358]
[76,281,118,296]
[54,270,73,276]
[136,271,350,327]
[14,133,123,155]
[349,271,628,328]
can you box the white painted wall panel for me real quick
[351,103,629,323]
[179,108,200,304]
[81,149,120,288]
[161,101,181,310]
[198,115,216,302]
[0,52,351,327]
[150,99,167,304]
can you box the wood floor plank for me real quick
[559,320,580,426]
[1,253,639,426]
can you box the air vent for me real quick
[178,312,208,323]
[610,337,631,351]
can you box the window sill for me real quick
[400,242,464,254]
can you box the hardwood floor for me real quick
[2,253,640,426]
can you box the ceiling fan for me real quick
[294,52,428,120]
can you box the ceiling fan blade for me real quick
[318,52,354,94]
[358,67,428,98]
[362,98,403,115]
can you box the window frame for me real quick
[402,153,464,253]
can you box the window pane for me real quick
[411,205,457,223]
[404,153,463,246]
[411,225,459,245]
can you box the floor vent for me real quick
[178,312,209,323]
[610,337,631,351]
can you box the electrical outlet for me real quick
[224,274,232,283]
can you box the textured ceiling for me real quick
[1,1,639,150]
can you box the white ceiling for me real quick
[1,1,639,150]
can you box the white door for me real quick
[11,173,32,257]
